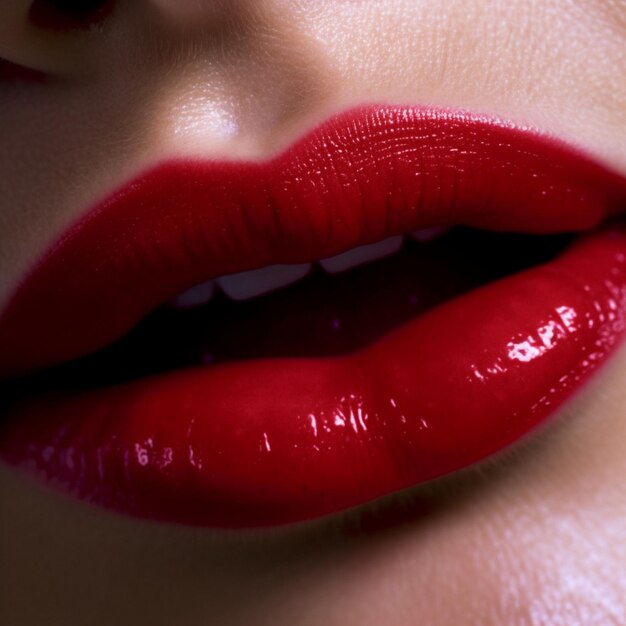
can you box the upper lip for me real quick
[1,104,626,378]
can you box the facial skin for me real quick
[1,1,626,624]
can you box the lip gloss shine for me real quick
[1,106,626,527]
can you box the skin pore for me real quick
[1,1,626,624]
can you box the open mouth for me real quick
[1,105,626,528]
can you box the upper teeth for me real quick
[170,279,217,309]
[319,235,403,274]
[410,226,449,242]
[217,263,312,301]
[169,228,446,307]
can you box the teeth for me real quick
[410,227,448,242]
[169,233,421,307]
[217,263,312,301]
[320,235,404,274]
[169,280,216,309]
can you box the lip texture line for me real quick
[1,105,626,528]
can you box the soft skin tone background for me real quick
[1,1,626,624]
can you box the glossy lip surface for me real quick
[1,105,626,528]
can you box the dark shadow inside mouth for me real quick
[7,228,573,394]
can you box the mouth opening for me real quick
[8,227,574,396]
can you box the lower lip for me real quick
[2,227,626,527]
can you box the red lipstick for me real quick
[1,105,626,527]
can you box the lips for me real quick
[1,105,626,528]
